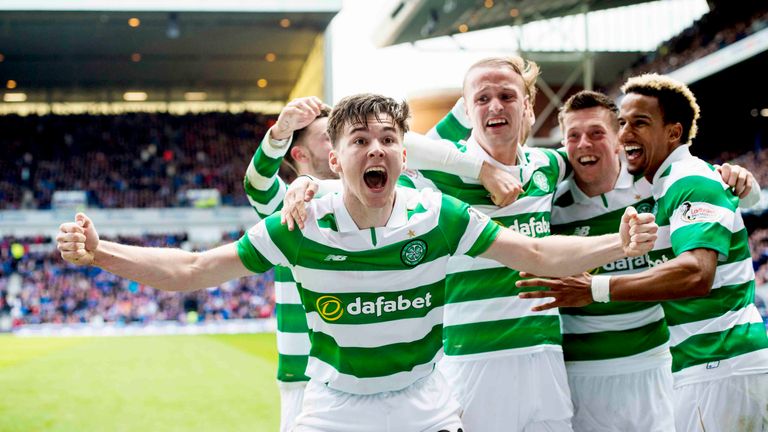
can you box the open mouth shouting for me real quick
[623,143,644,163]
[363,166,388,191]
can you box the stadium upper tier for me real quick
[1,111,275,210]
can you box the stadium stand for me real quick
[0,112,275,210]
[610,3,768,94]
[0,233,275,327]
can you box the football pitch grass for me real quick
[0,333,281,431]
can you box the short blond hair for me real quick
[621,73,700,144]
[464,56,540,101]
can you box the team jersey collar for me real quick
[569,161,634,204]
[465,136,529,179]
[652,144,692,185]
[331,187,410,232]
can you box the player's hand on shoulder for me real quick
[620,206,657,257]
[57,212,99,266]
[281,176,317,231]
[272,96,326,140]
[715,162,755,198]
[479,161,522,207]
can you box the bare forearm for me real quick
[484,230,624,277]
[610,251,715,301]
[531,234,625,277]
[94,241,244,292]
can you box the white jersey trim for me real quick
[561,305,664,334]
[444,296,557,327]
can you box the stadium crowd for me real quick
[609,3,768,94]
[0,111,275,210]
[0,233,275,327]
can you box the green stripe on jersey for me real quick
[551,171,670,364]
[670,321,768,373]
[237,187,500,393]
[563,319,669,361]
[252,145,283,178]
[651,147,768,377]
[434,113,471,142]
[408,145,565,357]
[309,324,443,378]
[301,280,445,325]
[277,354,310,382]
[276,304,309,333]
[443,316,562,355]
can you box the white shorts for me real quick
[568,364,674,432]
[279,381,307,432]
[438,350,573,432]
[292,370,462,432]
[674,373,768,432]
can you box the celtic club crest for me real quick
[401,239,428,266]
[532,171,549,193]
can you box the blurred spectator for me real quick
[0,111,275,209]
[0,233,275,326]
[609,5,768,95]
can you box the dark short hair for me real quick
[558,90,620,132]
[621,73,700,144]
[327,93,410,146]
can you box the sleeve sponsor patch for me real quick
[677,201,723,224]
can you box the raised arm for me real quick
[244,96,325,219]
[516,248,716,311]
[481,207,657,277]
[425,97,471,141]
[57,213,253,292]
[404,132,523,206]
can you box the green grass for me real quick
[0,333,280,432]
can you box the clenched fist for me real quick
[57,213,99,266]
[619,206,657,257]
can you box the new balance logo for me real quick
[324,254,348,262]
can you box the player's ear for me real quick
[290,146,308,163]
[329,149,342,175]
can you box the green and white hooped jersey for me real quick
[400,138,567,359]
[243,130,312,384]
[237,187,500,394]
[651,145,768,386]
[552,165,672,375]
[244,130,291,220]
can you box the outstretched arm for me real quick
[516,248,716,311]
[57,213,252,292]
[480,207,657,277]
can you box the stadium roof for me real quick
[0,2,340,104]
[373,0,657,47]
